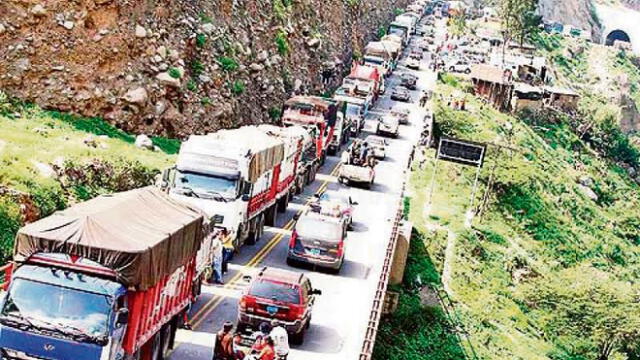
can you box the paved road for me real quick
[169,31,437,360]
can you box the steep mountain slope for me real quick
[0,0,408,137]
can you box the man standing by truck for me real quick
[214,321,234,360]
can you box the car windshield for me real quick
[296,216,343,241]
[175,171,238,199]
[249,281,300,304]
[1,278,111,341]
[364,57,384,65]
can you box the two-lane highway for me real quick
[169,31,437,360]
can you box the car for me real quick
[407,57,420,70]
[365,135,389,160]
[238,267,322,344]
[310,189,357,227]
[447,60,471,74]
[400,73,418,90]
[410,50,423,60]
[376,115,400,138]
[390,107,410,124]
[288,211,348,272]
[391,87,411,102]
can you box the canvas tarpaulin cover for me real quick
[14,187,205,290]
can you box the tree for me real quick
[449,12,467,37]
[518,266,640,360]
[498,0,541,59]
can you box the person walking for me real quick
[213,321,234,360]
[270,320,289,359]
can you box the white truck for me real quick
[334,85,373,137]
[165,126,298,249]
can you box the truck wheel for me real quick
[277,194,289,213]
[161,323,173,358]
[264,205,278,227]
[246,218,259,245]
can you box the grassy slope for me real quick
[0,94,178,260]
[376,61,640,358]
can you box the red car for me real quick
[237,267,322,344]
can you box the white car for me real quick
[365,135,388,160]
[447,60,471,74]
[407,57,420,70]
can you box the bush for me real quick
[187,79,198,92]
[0,198,21,263]
[196,33,207,48]
[230,80,245,95]
[168,67,182,79]
[275,30,289,56]
[218,57,239,72]
[191,60,205,77]
[268,107,282,121]
[377,26,386,39]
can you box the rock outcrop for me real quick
[0,0,408,137]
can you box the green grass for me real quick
[275,30,290,56]
[218,56,239,72]
[0,96,176,262]
[386,75,640,359]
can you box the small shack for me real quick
[470,64,514,111]
[543,86,580,112]
[512,83,544,112]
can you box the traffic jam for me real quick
[0,1,439,359]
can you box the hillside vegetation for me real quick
[375,38,640,359]
[0,93,177,261]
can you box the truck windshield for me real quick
[364,57,384,66]
[1,278,111,342]
[175,171,238,199]
[389,28,406,37]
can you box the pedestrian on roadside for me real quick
[231,333,246,360]
[270,320,289,359]
[210,237,224,285]
[258,337,276,360]
[213,321,234,360]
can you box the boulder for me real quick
[202,23,215,34]
[135,134,154,150]
[123,87,148,104]
[31,4,47,16]
[61,21,74,30]
[135,25,147,38]
[156,72,181,87]
[578,184,598,201]
[249,63,264,72]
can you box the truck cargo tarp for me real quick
[14,187,205,290]
[208,127,285,183]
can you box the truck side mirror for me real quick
[310,289,322,296]
[241,194,250,202]
[115,308,129,328]
[242,275,253,283]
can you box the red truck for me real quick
[282,96,340,162]
[0,187,208,360]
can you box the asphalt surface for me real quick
[169,29,438,360]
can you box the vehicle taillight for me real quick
[289,231,297,249]
[289,304,305,320]
[239,297,247,311]
[336,241,344,258]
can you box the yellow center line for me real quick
[187,162,343,330]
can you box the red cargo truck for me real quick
[0,187,208,360]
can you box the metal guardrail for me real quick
[359,198,403,360]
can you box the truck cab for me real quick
[0,260,128,360]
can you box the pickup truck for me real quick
[0,187,208,360]
[338,140,376,189]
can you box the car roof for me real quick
[257,267,305,285]
[365,135,386,144]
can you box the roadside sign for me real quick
[436,137,486,167]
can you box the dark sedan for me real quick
[391,87,412,102]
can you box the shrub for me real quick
[199,12,213,24]
[168,67,182,79]
[230,80,245,95]
[201,97,213,106]
[187,79,198,92]
[268,107,282,121]
[275,30,289,56]
[0,197,21,263]
[377,26,386,39]
[191,60,205,77]
[218,56,239,72]
[196,33,207,48]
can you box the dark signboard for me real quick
[437,137,486,167]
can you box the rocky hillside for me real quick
[538,0,602,41]
[0,0,407,138]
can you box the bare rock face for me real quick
[0,0,409,138]
[538,0,603,42]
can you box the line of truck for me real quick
[0,2,432,358]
